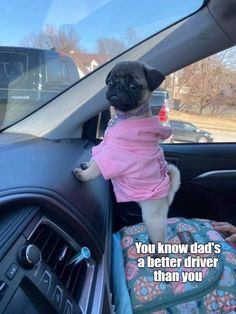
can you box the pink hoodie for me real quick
[92,117,172,202]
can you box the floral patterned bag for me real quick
[115,218,236,314]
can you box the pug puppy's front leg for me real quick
[73,160,101,182]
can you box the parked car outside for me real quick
[170,119,214,142]
[0,47,80,128]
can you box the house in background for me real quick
[69,51,109,77]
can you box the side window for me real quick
[183,124,195,132]
[175,122,183,129]
[0,52,27,85]
[97,46,235,143]
[162,46,236,143]
[46,58,70,84]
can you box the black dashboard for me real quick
[0,133,112,314]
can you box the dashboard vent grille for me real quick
[29,223,87,300]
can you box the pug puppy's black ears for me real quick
[142,64,165,91]
[105,70,112,85]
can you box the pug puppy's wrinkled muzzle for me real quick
[106,76,142,111]
[106,61,165,112]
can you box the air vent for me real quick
[29,222,88,300]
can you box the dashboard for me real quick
[0,133,112,314]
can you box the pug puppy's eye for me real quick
[129,83,139,91]
[107,79,113,86]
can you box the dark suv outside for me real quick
[0,47,80,128]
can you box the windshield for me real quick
[0,0,203,130]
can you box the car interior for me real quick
[0,0,236,313]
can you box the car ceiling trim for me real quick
[208,0,236,42]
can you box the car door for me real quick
[114,143,236,231]
[164,144,236,222]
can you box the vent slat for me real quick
[29,223,87,300]
[46,237,60,264]
[41,231,53,257]
[59,248,74,280]
[50,241,67,271]
[53,246,69,274]
[70,262,87,296]
[30,225,44,244]
[65,264,75,290]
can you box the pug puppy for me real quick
[73,61,180,247]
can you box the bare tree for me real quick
[96,37,127,58]
[21,25,81,53]
[168,46,236,116]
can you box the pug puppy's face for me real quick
[106,61,165,112]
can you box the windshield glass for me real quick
[0,0,203,130]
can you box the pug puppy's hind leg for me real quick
[73,160,101,182]
[138,198,169,253]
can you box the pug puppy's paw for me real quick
[73,168,84,181]
[80,162,89,170]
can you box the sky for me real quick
[0,0,203,52]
